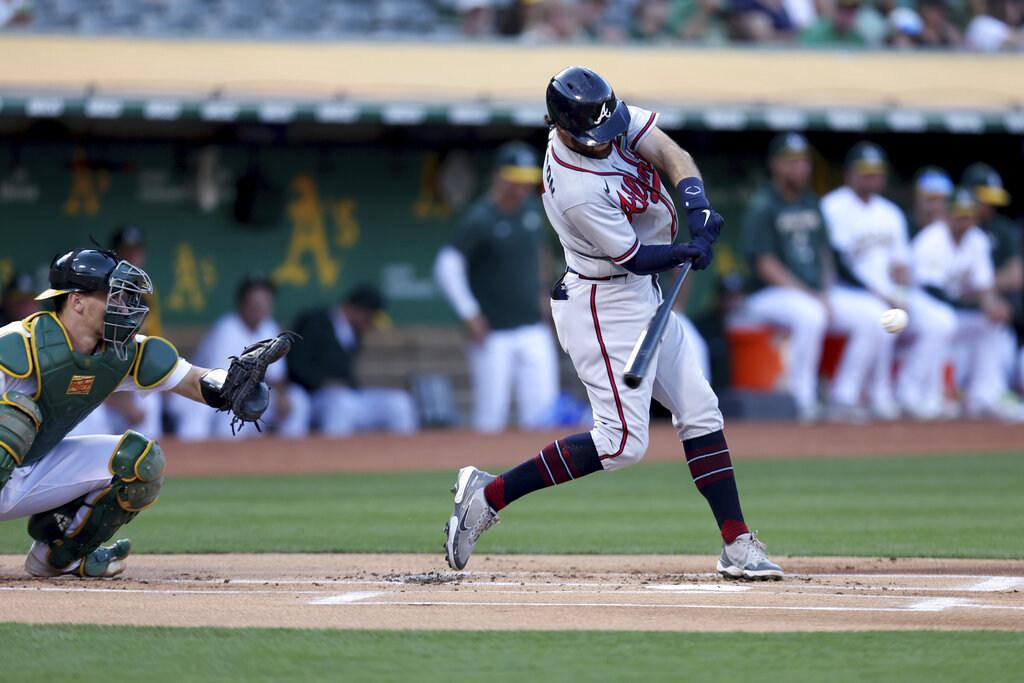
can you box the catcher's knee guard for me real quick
[30,430,164,571]
[0,391,42,490]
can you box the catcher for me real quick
[0,247,292,577]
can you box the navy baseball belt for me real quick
[565,267,628,281]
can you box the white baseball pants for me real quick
[0,435,121,521]
[466,322,560,433]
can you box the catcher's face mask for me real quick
[103,260,152,360]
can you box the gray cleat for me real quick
[716,531,783,581]
[443,466,499,570]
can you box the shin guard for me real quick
[30,430,164,571]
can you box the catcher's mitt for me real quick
[217,331,297,434]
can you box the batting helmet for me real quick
[546,66,630,147]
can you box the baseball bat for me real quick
[622,260,693,389]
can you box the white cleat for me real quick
[716,531,783,581]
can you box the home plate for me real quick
[648,584,751,593]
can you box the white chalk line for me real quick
[0,586,327,596]
[3,574,1021,615]
[313,600,1024,613]
[310,592,384,605]
[105,573,1024,593]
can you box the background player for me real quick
[821,142,956,421]
[0,248,286,577]
[167,272,310,440]
[443,66,783,581]
[912,188,1020,421]
[734,132,834,423]
[433,141,561,432]
[961,162,1023,401]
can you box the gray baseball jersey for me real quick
[542,105,677,278]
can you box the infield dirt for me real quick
[1,421,1022,632]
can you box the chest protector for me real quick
[23,313,137,465]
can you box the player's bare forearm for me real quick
[171,365,212,404]
[756,255,817,295]
[995,259,1024,293]
[635,127,701,185]
[819,247,837,289]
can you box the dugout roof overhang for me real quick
[1,36,1022,134]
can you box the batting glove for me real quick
[677,177,724,244]
[674,236,713,271]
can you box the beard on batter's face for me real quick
[557,127,614,159]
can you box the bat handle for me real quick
[621,260,693,389]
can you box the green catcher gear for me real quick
[0,391,42,490]
[28,430,164,572]
[22,312,137,465]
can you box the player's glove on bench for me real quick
[200,332,296,434]
[677,177,724,244]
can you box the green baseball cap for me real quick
[948,186,979,217]
[844,141,888,173]
[494,142,542,184]
[960,162,1010,206]
[768,132,811,159]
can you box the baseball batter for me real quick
[443,66,783,580]
[0,248,287,577]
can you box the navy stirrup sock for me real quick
[683,430,748,543]
[485,433,602,511]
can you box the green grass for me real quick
[0,625,1019,682]
[1,452,1022,559]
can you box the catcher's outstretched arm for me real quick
[171,365,214,404]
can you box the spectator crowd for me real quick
[2,0,1021,51]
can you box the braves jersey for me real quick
[821,186,910,300]
[542,105,676,278]
[912,220,995,301]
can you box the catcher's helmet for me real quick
[36,248,120,300]
[36,248,152,360]
[546,66,630,147]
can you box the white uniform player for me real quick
[821,142,955,420]
[442,66,782,581]
[912,188,1021,421]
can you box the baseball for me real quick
[881,308,909,333]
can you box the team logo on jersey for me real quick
[67,375,96,395]
[594,103,612,125]
[616,158,663,224]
